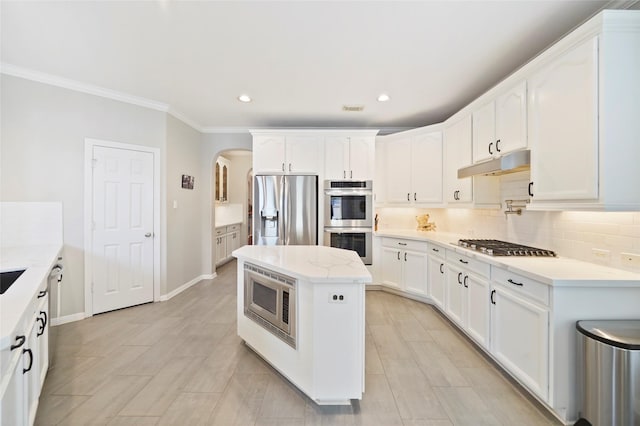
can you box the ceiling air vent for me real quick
[342,105,365,112]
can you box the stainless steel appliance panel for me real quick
[244,263,296,348]
[323,180,373,228]
[324,228,372,265]
[283,175,317,245]
[254,175,317,246]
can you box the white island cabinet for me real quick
[233,245,370,405]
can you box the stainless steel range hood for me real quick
[457,149,530,178]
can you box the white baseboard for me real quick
[160,273,217,302]
[51,312,87,326]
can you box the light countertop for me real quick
[0,244,62,350]
[215,220,242,229]
[233,245,372,284]
[375,229,640,287]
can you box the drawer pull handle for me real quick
[23,348,33,374]
[463,276,469,288]
[11,335,26,350]
[432,248,439,253]
[457,272,463,285]
[439,263,444,274]
[490,290,496,305]
[404,253,407,262]
[38,290,47,298]
[508,278,524,287]
[459,259,469,264]
[398,242,407,246]
[397,252,400,260]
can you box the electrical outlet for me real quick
[328,293,346,304]
[592,248,610,261]
[620,252,640,268]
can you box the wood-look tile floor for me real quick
[36,260,560,425]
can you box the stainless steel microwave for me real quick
[323,180,373,228]
[244,263,296,348]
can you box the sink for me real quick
[0,269,26,295]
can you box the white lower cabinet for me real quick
[491,285,549,400]
[380,238,428,296]
[445,251,490,349]
[426,245,446,309]
[490,268,549,402]
[215,224,241,266]
[1,283,49,426]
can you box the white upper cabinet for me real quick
[473,81,527,163]
[285,136,322,173]
[374,139,387,204]
[252,134,322,174]
[324,136,375,180]
[444,116,473,203]
[528,37,598,202]
[385,137,413,204]
[472,101,496,164]
[412,132,443,204]
[253,136,286,174]
[382,129,443,205]
[495,81,528,156]
[525,11,640,210]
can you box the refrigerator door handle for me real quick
[281,176,290,245]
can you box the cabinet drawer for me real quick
[381,238,428,253]
[492,268,549,306]
[447,251,490,278]
[215,227,227,236]
[427,243,446,260]
[227,224,240,232]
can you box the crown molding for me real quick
[167,108,204,132]
[1,63,415,136]
[1,62,170,112]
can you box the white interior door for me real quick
[91,145,155,314]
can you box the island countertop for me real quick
[233,245,371,284]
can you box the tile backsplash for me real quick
[377,173,640,272]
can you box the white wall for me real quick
[0,75,168,319]
[201,133,252,274]
[377,172,640,272]
[166,114,206,294]
[225,151,252,245]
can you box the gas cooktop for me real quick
[457,239,556,257]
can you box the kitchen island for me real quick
[233,245,371,405]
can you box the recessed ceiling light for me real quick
[237,94,252,103]
[377,94,391,102]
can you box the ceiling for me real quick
[0,1,625,132]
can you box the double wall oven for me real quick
[323,180,373,265]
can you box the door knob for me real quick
[145,232,152,238]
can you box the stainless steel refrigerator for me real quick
[253,175,318,246]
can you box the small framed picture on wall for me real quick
[181,174,194,190]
